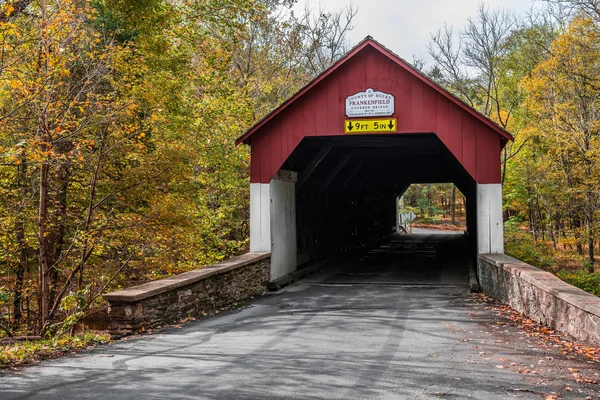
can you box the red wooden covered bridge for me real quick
[237,37,513,285]
[103,41,597,348]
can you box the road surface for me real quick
[1,234,599,399]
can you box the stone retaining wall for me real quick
[104,252,270,337]
[478,254,600,345]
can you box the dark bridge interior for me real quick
[280,134,477,269]
[303,233,469,286]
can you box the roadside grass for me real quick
[0,332,110,369]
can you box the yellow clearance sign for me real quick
[344,118,396,134]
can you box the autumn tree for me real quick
[0,0,188,334]
[522,16,600,270]
[0,0,358,337]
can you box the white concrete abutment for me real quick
[476,183,504,254]
[250,170,297,282]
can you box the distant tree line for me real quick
[401,184,465,226]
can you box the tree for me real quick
[522,16,600,270]
[428,5,559,183]
[0,0,358,337]
[544,0,600,23]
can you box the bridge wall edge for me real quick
[478,254,600,346]
[104,253,271,337]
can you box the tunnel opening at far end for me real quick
[400,183,467,234]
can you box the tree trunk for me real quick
[14,223,26,322]
[501,147,508,184]
[573,218,583,255]
[587,215,594,272]
[587,236,594,273]
[549,221,557,251]
[38,160,50,330]
[536,198,544,241]
[529,200,537,242]
[37,0,50,334]
[450,185,456,225]
[47,140,71,308]
[13,152,28,323]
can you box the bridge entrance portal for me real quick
[236,38,512,288]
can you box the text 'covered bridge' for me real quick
[236,37,513,287]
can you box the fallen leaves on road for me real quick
[517,368,536,374]
[473,293,600,364]
[472,293,600,390]
[571,371,599,385]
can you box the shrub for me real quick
[0,332,110,368]
[504,221,554,270]
[556,270,600,297]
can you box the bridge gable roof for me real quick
[238,37,513,184]
[236,37,513,146]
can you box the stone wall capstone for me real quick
[104,253,270,337]
[478,254,600,345]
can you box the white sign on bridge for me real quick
[345,88,395,118]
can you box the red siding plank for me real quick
[326,71,340,134]
[446,106,463,163]
[313,91,328,137]
[396,68,413,131]
[411,80,424,129]
[475,122,502,184]
[302,99,315,140]
[250,142,261,182]
[258,133,272,183]
[423,86,437,132]
[462,115,476,178]
[436,96,451,144]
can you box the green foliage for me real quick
[0,287,8,304]
[557,270,600,297]
[504,219,555,270]
[0,333,110,368]
[520,16,600,269]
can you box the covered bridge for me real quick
[105,39,598,349]
[236,37,513,286]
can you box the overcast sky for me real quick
[294,0,539,65]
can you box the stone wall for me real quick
[104,253,270,337]
[478,254,600,345]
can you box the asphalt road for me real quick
[2,234,600,399]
